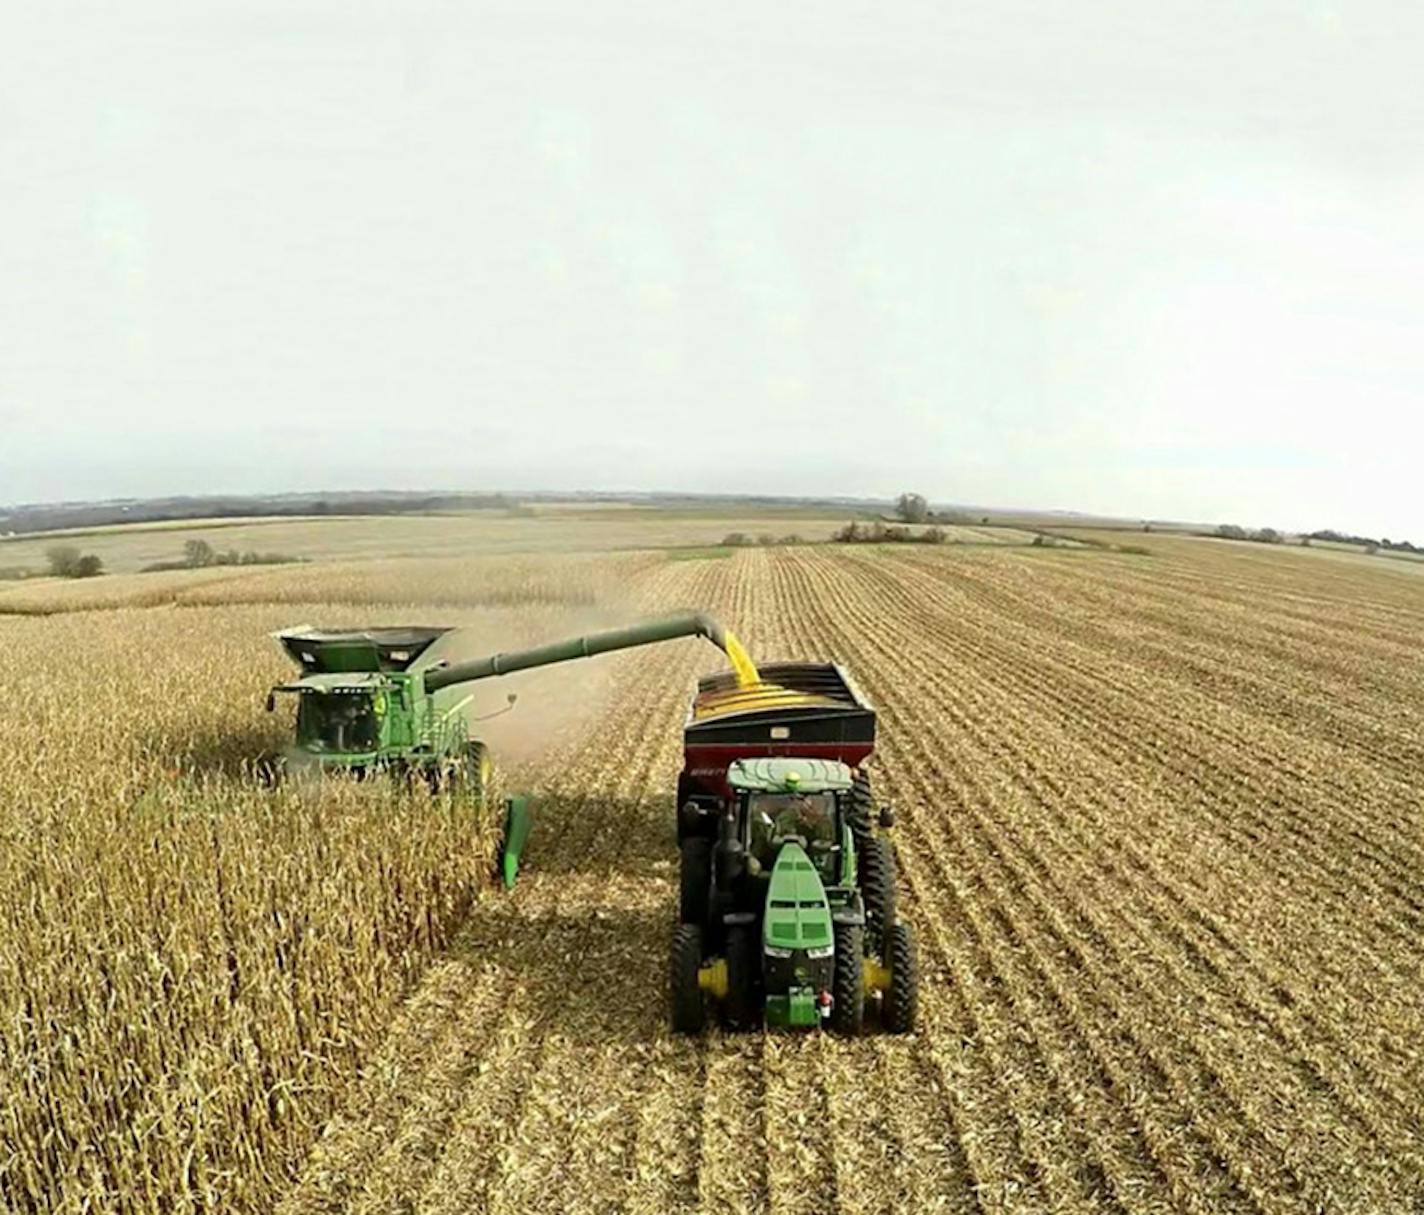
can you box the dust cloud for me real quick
[421,604,638,774]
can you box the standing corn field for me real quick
[3,536,1424,1213]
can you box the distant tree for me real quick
[46,545,102,577]
[1364,541,1380,555]
[183,538,216,568]
[895,493,930,524]
[1252,528,1283,544]
[1300,536,1312,547]
[1215,524,1248,541]
[45,545,81,576]
[720,532,753,547]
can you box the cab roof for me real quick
[273,672,389,694]
[727,757,853,794]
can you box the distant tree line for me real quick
[1306,529,1419,554]
[45,545,104,578]
[141,539,307,573]
[720,533,806,547]
[834,521,949,545]
[1213,524,1284,544]
[0,492,524,536]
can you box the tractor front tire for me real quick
[884,921,919,1034]
[679,837,712,929]
[830,923,865,1036]
[724,924,760,1031]
[859,834,898,957]
[671,924,706,1034]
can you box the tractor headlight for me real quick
[764,946,793,959]
[806,945,834,959]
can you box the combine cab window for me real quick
[298,693,380,753]
[749,791,838,876]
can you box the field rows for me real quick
[3,537,1421,1212]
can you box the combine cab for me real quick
[671,666,917,1034]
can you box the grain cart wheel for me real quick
[883,921,919,1034]
[679,837,712,929]
[859,835,898,957]
[671,924,706,1034]
[830,923,865,1036]
[724,924,761,1031]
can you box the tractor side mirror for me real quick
[878,804,896,829]
[264,691,276,713]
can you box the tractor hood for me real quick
[763,843,834,954]
[274,626,453,675]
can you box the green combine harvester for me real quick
[264,613,750,886]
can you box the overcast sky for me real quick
[3,2,1422,535]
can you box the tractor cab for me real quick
[729,757,855,888]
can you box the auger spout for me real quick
[422,612,759,694]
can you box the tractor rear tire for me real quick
[850,769,874,844]
[671,924,706,1034]
[883,921,919,1034]
[830,923,865,1036]
[724,924,760,1031]
[859,834,898,957]
[679,837,712,929]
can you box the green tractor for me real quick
[671,669,918,1034]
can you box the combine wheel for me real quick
[859,834,898,956]
[829,923,865,1036]
[670,924,706,1034]
[883,921,919,1034]
[255,754,284,788]
[723,924,761,1030]
[678,837,712,929]
[465,740,492,807]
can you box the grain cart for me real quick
[264,613,755,886]
[670,666,918,1034]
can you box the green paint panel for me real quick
[765,990,820,1027]
[763,843,833,951]
[501,796,533,889]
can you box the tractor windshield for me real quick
[298,691,380,753]
[748,791,837,874]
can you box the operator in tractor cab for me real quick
[748,786,838,879]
